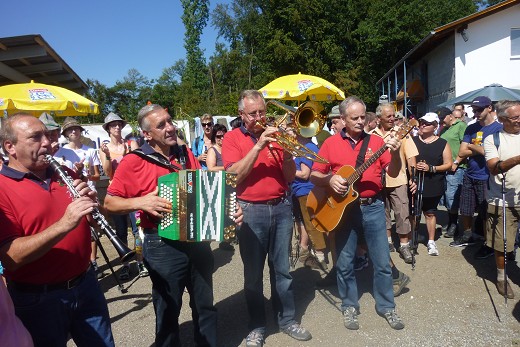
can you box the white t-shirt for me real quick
[54,145,100,191]
[483,130,520,207]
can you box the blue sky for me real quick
[4,0,228,87]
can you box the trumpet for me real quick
[256,106,329,164]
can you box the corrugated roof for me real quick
[0,34,87,93]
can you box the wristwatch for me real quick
[453,160,459,166]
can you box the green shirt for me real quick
[440,120,467,168]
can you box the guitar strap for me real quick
[355,134,371,168]
[354,134,371,187]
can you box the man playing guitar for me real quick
[310,96,405,330]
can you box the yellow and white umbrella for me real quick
[0,81,98,116]
[259,72,345,102]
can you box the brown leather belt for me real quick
[240,196,285,206]
[8,266,90,293]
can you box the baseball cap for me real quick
[419,112,440,124]
[435,107,452,121]
[471,96,491,108]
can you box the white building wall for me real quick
[455,4,520,95]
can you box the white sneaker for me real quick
[427,242,439,256]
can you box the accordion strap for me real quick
[129,148,183,171]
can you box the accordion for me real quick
[158,170,238,242]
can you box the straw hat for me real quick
[61,117,84,135]
[39,112,60,131]
[102,112,127,132]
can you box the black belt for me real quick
[240,196,285,206]
[143,228,158,234]
[359,194,380,205]
[8,266,90,293]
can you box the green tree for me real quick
[180,0,210,115]
[85,79,114,123]
[111,69,152,125]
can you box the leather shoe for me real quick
[496,280,514,299]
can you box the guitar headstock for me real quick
[396,119,419,140]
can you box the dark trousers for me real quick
[143,233,216,347]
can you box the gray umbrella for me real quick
[438,83,520,107]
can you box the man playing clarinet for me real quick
[0,113,114,346]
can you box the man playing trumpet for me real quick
[222,90,312,347]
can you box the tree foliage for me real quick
[84,0,481,122]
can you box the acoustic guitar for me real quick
[306,119,418,233]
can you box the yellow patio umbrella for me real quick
[0,81,99,117]
[259,72,345,102]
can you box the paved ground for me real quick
[72,210,520,347]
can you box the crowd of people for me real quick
[0,92,519,347]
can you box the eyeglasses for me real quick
[201,122,213,127]
[243,110,266,118]
[419,121,435,127]
[216,134,225,139]
[505,115,520,121]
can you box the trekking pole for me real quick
[499,169,508,307]
[410,166,417,270]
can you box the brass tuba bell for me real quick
[266,100,327,138]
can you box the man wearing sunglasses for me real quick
[450,96,502,254]
[192,113,214,169]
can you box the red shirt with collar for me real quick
[0,166,91,284]
[222,127,288,201]
[107,145,200,229]
[312,131,391,198]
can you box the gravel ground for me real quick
[70,210,520,347]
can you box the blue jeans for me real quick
[8,267,114,347]
[237,198,295,332]
[143,233,216,347]
[441,168,465,212]
[335,198,395,314]
[112,213,129,245]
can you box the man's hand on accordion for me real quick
[140,187,173,219]
[234,204,243,227]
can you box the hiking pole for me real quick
[410,166,417,270]
[411,164,425,270]
[91,228,127,293]
[499,168,508,307]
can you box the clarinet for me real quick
[45,155,136,263]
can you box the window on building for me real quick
[512,28,520,57]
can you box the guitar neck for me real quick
[346,146,387,186]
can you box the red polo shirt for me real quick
[222,127,288,201]
[107,143,200,229]
[312,131,391,198]
[0,166,91,284]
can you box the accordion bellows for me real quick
[158,170,238,242]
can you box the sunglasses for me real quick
[109,121,124,128]
[419,121,435,127]
[215,134,225,139]
[201,122,213,127]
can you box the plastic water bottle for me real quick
[135,235,143,255]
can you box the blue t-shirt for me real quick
[463,121,502,180]
[291,142,319,197]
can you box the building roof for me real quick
[376,0,520,85]
[0,34,88,94]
